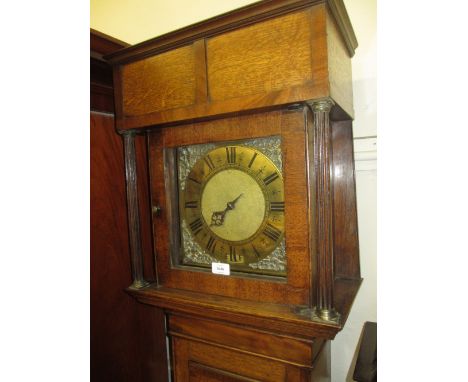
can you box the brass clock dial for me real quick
[181,145,285,267]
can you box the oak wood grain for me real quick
[104,0,357,65]
[128,285,345,340]
[110,3,355,130]
[119,82,322,130]
[168,314,314,366]
[206,10,313,102]
[331,120,360,280]
[97,2,362,379]
[193,39,209,103]
[122,45,196,117]
[327,9,354,118]
[173,337,287,382]
[189,362,259,382]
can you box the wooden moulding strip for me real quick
[104,0,357,65]
[127,285,343,340]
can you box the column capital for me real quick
[118,129,137,137]
[308,98,335,113]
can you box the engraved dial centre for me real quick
[201,169,266,242]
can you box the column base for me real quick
[128,279,151,290]
[311,307,341,324]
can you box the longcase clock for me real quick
[105,1,362,380]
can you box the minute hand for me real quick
[226,193,242,210]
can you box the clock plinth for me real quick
[107,1,362,380]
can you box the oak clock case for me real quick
[105,1,362,380]
[177,137,286,277]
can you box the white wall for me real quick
[90,0,258,45]
[91,1,377,380]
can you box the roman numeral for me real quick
[185,201,198,209]
[206,236,216,253]
[189,218,203,235]
[204,155,215,171]
[226,246,243,263]
[248,152,257,168]
[263,223,281,242]
[270,201,284,212]
[252,244,261,259]
[226,146,236,164]
[263,172,279,186]
[229,246,237,262]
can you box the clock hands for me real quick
[210,193,243,227]
[226,193,243,210]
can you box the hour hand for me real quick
[210,194,243,227]
[210,210,227,227]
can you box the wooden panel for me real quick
[309,3,330,100]
[91,112,141,381]
[131,285,345,340]
[91,112,168,382]
[112,5,334,130]
[331,120,360,280]
[137,303,169,382]
[105,0,357,65]
[122,45,196,116]
[168,314,314,366]
[148,109,310,305]
[172,337,289,382]
[119,79,321,130]
[207,10,313,102]
[189,362,259,382]
[90,81,114,113]
[327,10,354,118]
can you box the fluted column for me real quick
[311,99,339,322]
[121,130,149,290]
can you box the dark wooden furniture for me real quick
[91,30,169,382]
[104,1,362,380]
[353,322,377,382]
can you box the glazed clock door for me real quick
[148,109,312,306]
